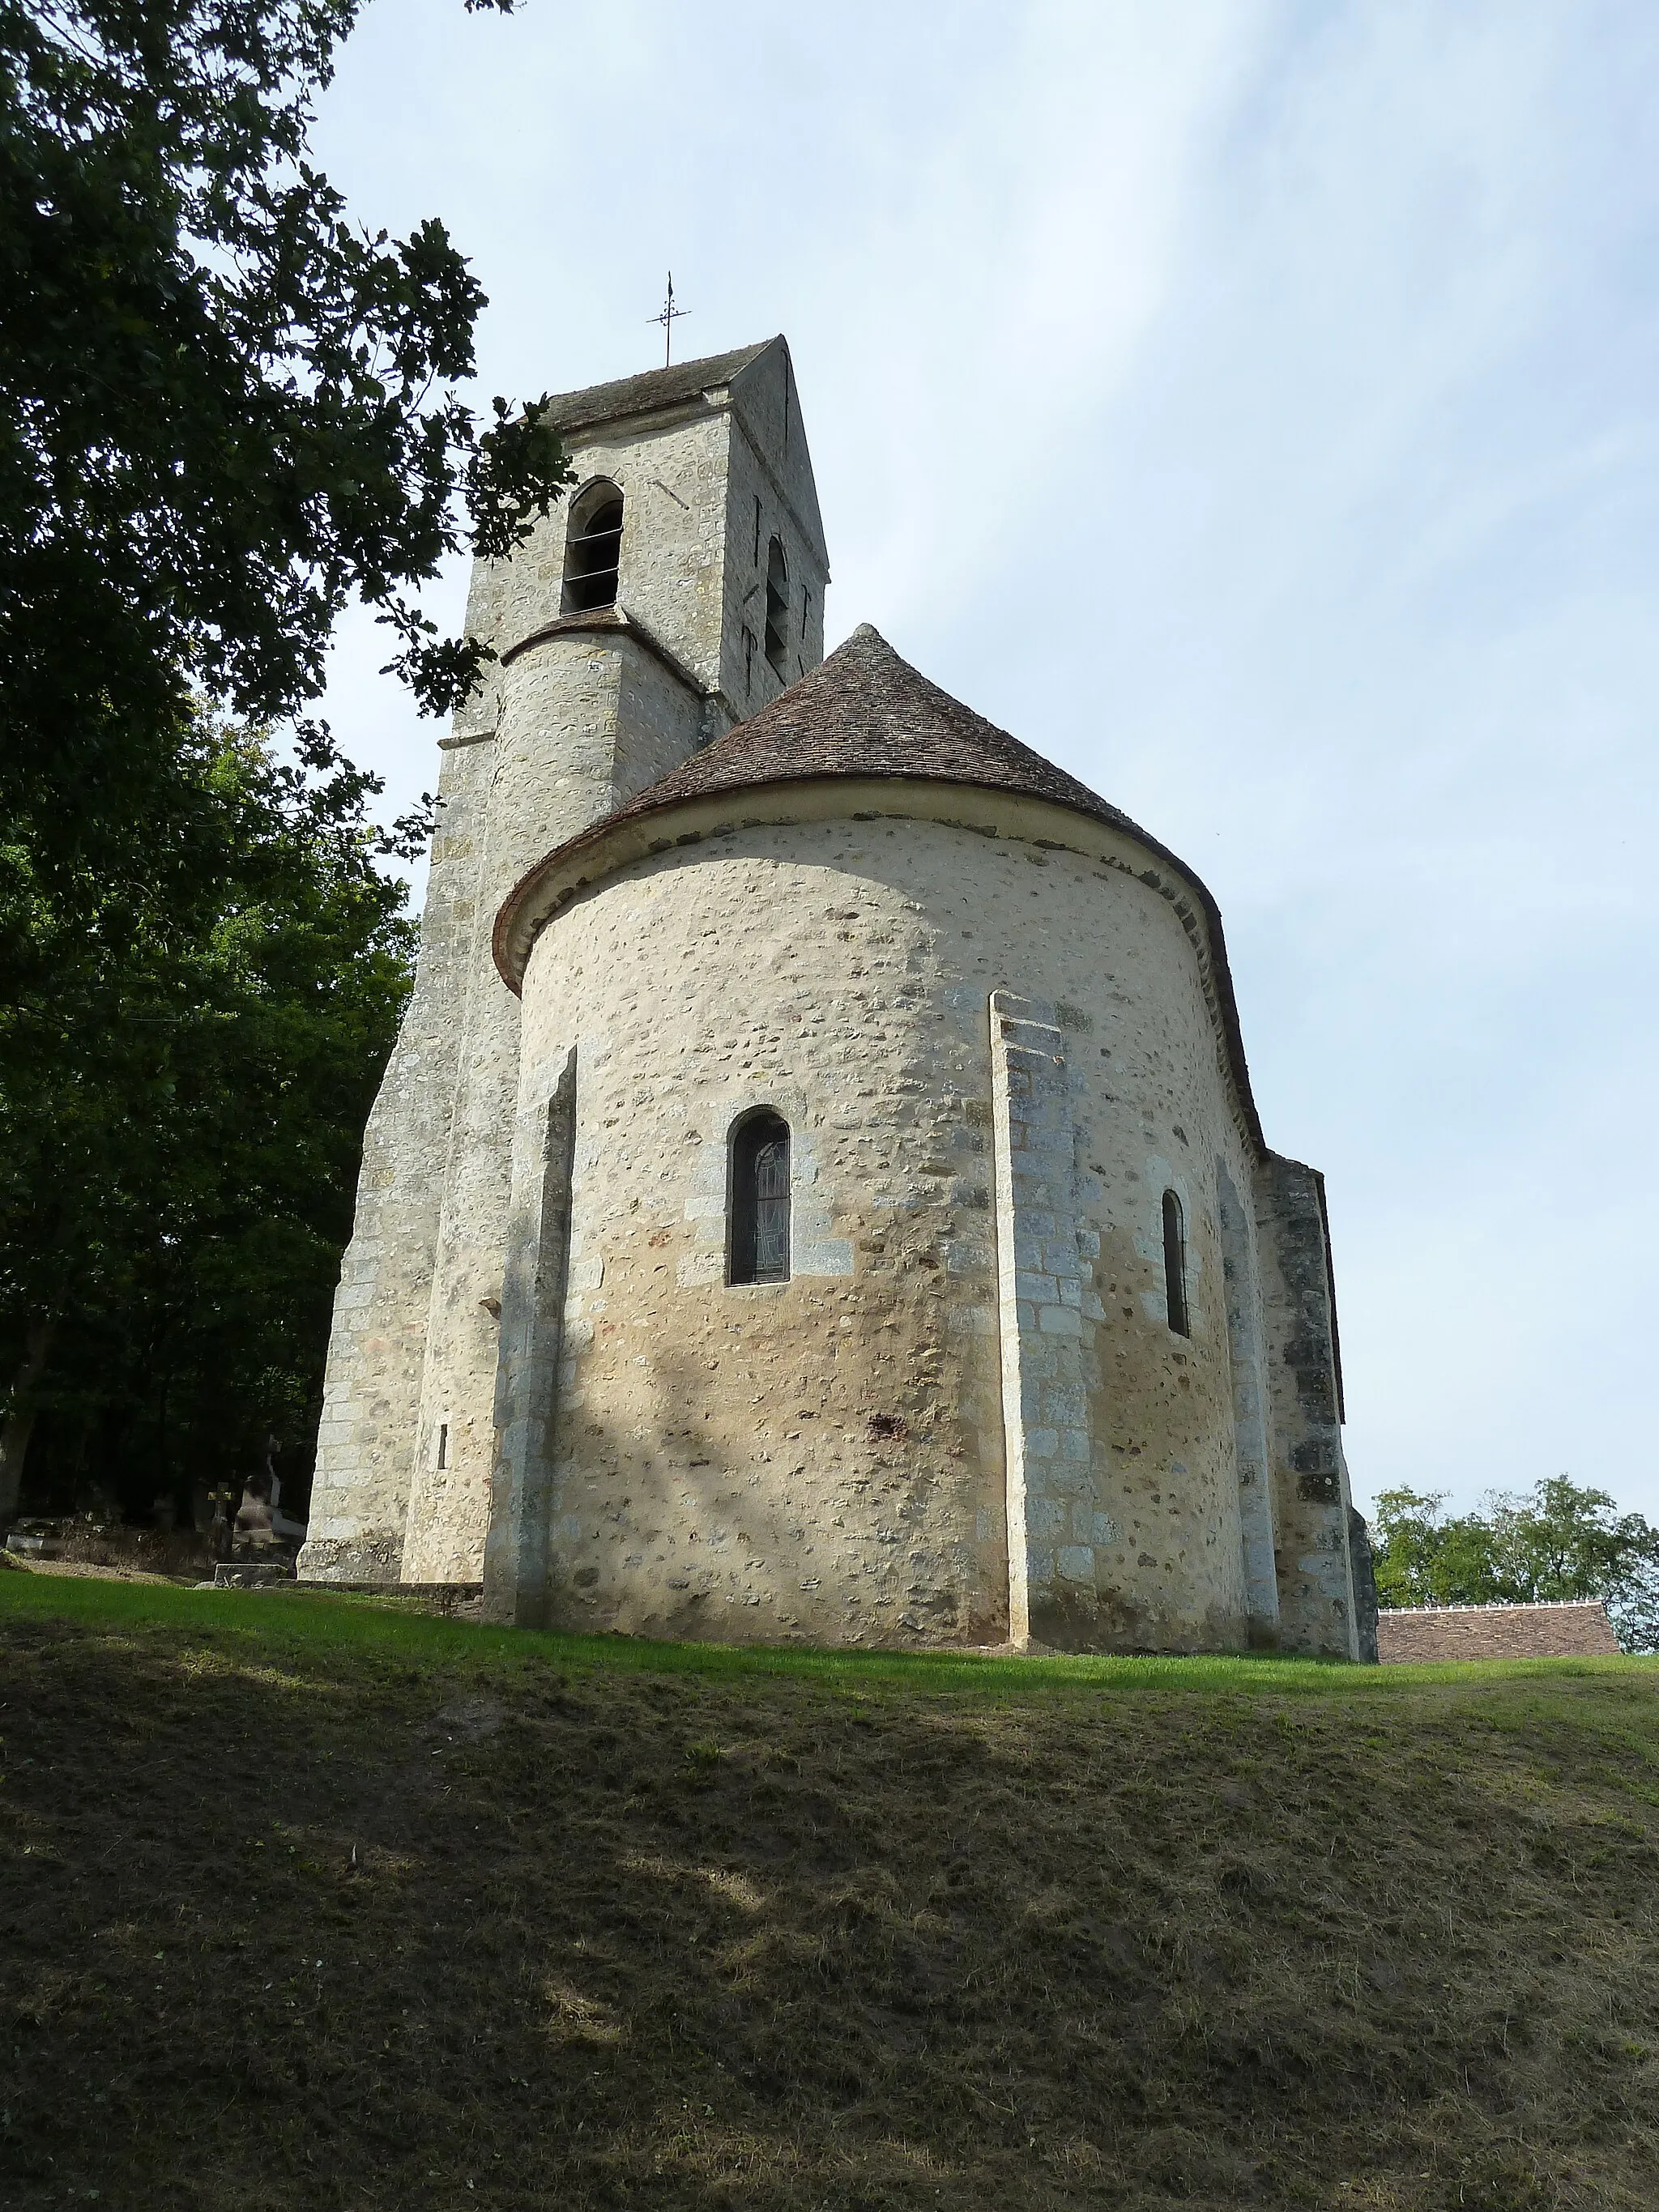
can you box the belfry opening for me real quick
[561,482,624,613]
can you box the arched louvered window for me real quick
[763,535,789,676]
[730,1111,791,1285]
[1162,1189,1190,1337]
[561,482,624,613]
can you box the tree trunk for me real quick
[0,1314,58,1527]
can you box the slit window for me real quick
[436,1421,449,1470]
[730,1111,791,1285]
[1162,1190,1189,1336]
[764,535,789,676]
[561,484,624,613]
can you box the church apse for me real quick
[304,338,1365,1659]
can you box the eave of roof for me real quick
[493,624,1268,1156]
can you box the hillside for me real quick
[2,1572,1657,2210]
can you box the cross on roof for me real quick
[649,272,690,367]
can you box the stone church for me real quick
[299,336,1369,1660]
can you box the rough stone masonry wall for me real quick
[506,829,1006,1643]
[399,393,830,1585]
[484,408,735,688]
[721,347,830,708]
[299,572,502,1582]
[1256,1153,1360,1657]
[401,633,710,1583]
[306,403,752,1583]
[506,809,1265,1650]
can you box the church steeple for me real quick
[453,336,830,763]
[301,339,830,1589]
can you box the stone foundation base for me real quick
[296,1532,403,1584]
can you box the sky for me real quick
[311,0,1659,1525]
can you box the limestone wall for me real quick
[1257,1155,1362,1657]
[400,633,709,1583]
[296,571,500,1582]
[505,807,1275,1651]
[721,347,830,706]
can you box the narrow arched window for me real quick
[730,1111,791,1284]
[561,483,624,613]
[763,535,789,676]
[1162,1189,1189,1336]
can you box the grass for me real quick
[2,1569,1658,2210]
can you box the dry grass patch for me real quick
[1,1576,1657,2209]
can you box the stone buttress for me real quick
[1256,1154,1367,1657]
[987,991,1099,1649]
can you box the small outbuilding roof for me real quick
[1377,1600,1622,1663]
[542,341,775,437]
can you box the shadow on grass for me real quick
[2,1572,1659,2210]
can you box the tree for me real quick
[2,0,566,786]
[0,713,416,1523]
[0,0,574,1510]
[1372,1477,1659,1654]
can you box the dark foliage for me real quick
[0,0,573,1514]
[0,718,415,1519]
[0,0,566,806]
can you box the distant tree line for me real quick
[1371,1476,1659,1654]
[1,0,571,1524]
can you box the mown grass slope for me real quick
[2,1571,1657,2211]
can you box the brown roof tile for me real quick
[1377,1600,1622,1663]
[493,624,1266,1150]
[601,623,1158,842]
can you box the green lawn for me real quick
[4,1566,1658,2210]
[1,1562,1639,1694]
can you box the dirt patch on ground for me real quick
[2,1556,186,1587]
[1,1604,1657,2208]
[5,1521,218,1579]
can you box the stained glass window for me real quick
[731,1112,791,1285]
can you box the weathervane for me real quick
[650,271,689,367]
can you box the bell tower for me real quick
[301,338,830,1586]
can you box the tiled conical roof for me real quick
[493,624,1264,1150]
[602,624,1154,843]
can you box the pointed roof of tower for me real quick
[600,624,1154,842]
[544,339,778,436]
[539,335,826,569]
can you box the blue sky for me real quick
[313,0,1659,1524]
